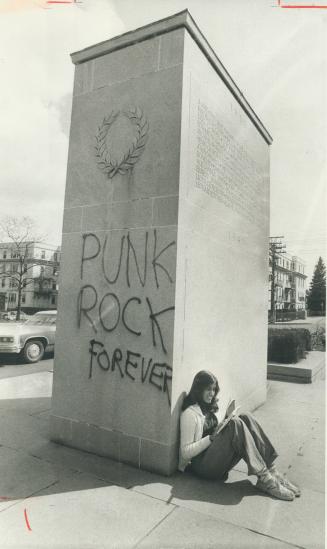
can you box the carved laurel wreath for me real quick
[95,107,149,179]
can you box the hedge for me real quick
[268,328,312,364]
[311,326,326,351]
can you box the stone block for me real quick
[70,418,89,451]
[73,60,94,96]
[119,432,140,466]
[82,203,110,232]
[50,415,72,446]
[93,38,160,90]
[89,424,120,460]
[152,195,179,226]
[140,439,177,475]
[62,207,82,233]
[159,28,185,69]
[111,198,153,229]
[73,63,84,96]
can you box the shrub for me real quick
[268,328,311,363]
[274,310,306,322]
[292,328,312,351]
[311,326,326,351]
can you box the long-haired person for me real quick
[179,370,300,501]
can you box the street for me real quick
[0,354,53,380]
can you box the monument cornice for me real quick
[71,10,273,145]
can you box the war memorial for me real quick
[50,10,272,475]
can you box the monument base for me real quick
[50,415,178,475]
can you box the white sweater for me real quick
[178,404,212,472]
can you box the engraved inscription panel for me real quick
[196,100,265,225]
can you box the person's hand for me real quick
[209,425,220,441]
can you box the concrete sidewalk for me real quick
[0,369,324,549]
[272,316,325,327]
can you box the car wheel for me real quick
[22,340,45,364]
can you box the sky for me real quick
[0,0,326,282]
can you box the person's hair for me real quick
[182,370,219,414]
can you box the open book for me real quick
[215,399,241,435]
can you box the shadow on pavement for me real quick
[0,394,262,508]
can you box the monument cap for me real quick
[71,10,272,145]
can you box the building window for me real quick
[52,282,56,290]
[22,294,26,303]
[9,293,16,303]
[3,251,7,259]
[1,279,5,288]
[51,296,56,305]
[54,253,57,262]
[41,250,45,259]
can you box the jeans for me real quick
[190,412,278,481]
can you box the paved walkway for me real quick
[272,316,325,328]
[0,368,324,548]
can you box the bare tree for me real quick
[0,216,51,320]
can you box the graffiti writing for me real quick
[77,288,174,354]
[81,229,175,289]
[88,339,172,405]
[78,228,176,405]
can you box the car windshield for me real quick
[25,315,56,326]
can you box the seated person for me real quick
[179,370,300,501]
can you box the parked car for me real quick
[2,311,28,322]
[0,310,57,363]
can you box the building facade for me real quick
[0,242,60,314]
[269,252,306,312]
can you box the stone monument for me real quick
[50,10,272,475]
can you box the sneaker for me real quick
[256,477,295,501]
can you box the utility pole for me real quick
[269,237,286,323]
